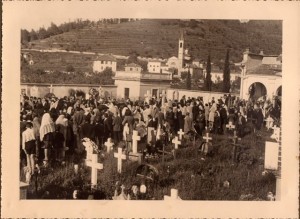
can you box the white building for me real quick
[93,54,117,73]
[114,63,172,100]
[239,49,282,100]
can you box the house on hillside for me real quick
[203,65,241,84]
[238,49,282,100]
[114,63,172,99]
[147,59,171,74]
[93,54,117,73]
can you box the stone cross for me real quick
[172,136,181,150]
[226,121,236,130]
[164,188,181,200]
[203,132,212,143]
[265,116,274,130]
[86,154,103,188]
[114,147,126,173]
[229,130,240,144]
[104,138,114,153]
[177,129,184,140]
[132,130,141,154]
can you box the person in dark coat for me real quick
[94,118,104,149]
[80,116,95,141]
[112,112,122,144]
[103,113,112,142]
[219,104,228,134]
[165,107,174,134]
[235,112,246,138]
[253,104,264,134]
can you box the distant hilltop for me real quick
[21,19,282,64]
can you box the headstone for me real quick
[265,116,274,130]
[172,136,181,150]
[271,126,280,142]
[177,129,184,140]
[104,138,114,153]
[114,147,127,173]
[164,188,181,200]
[226,121,236,130]
[203,132,212,143]
[86,154,103,188]
[20,182,30,199]
[129,131,142,163]
[264,141,279,170]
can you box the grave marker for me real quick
[129,131,142,163]
[265,116,274,130]
[226,121,236,130]
[86,154,103,188]
[172,136,181,150]
[264,141,279,170]
[177,129,184,140]
[164,189,181,200]
[203,132,212,143]
[114,147,126,173]
[271,126,280,142]
[104,138,114,153]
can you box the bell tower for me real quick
[178,31,184,69]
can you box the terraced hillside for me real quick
[24,19,282,63]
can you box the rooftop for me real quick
[247,64,282,75]
[126,63,141,68]
[96,54,117,62]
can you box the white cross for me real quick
[177,129,184,140]
[132,130,141,154]
[114,147,126,173]
[164,188,181,200]
[203,132,212,143]
[86,154,103,188]
[226,121,236,130]
[265,116,274,130]
[104,138,114,153]
[172,136,181,150]
[144,90,151,104]
[229,130,240,144]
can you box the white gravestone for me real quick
[265,116,274,130]
[145,90,151,104]
[114,147,126,173]
[104,138,114,153]
[164,188,182,200]
[172,136,181,150]
[264,141,279,170]
[177,129,184,140]
[86,154,103,188]
[82,140,94,164]
[203,132,212,143]
[129,131,142,163]
[226,121,236,130]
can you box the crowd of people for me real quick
[20,92,281,174]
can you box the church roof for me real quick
[247,64,282,75]
[97,54,117,62]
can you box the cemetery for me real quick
[20,122,279,200]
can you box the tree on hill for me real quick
[223,49,231,93]
[205,54,212,91]
[186,68,192,90]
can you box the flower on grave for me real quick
[82,137,101,154]
[140,184,147,194]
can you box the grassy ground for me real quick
[22,124,277,200]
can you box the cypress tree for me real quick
[223,49,231,93]
[205,54,212,91]
[186,68,192,90]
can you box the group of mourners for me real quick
[20,92,281,174]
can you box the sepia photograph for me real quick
[2,1,299,218]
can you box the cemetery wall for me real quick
[166,88,238,102]
[21,83,117,98]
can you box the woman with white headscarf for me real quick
[40,113,55,165]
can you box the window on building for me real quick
[153,68,155,72]
[180,42,183,48]
[130,68,133,71]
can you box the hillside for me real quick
[23,19,282,63]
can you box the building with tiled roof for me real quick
[239,48,282,100]
[93,54,117,73]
